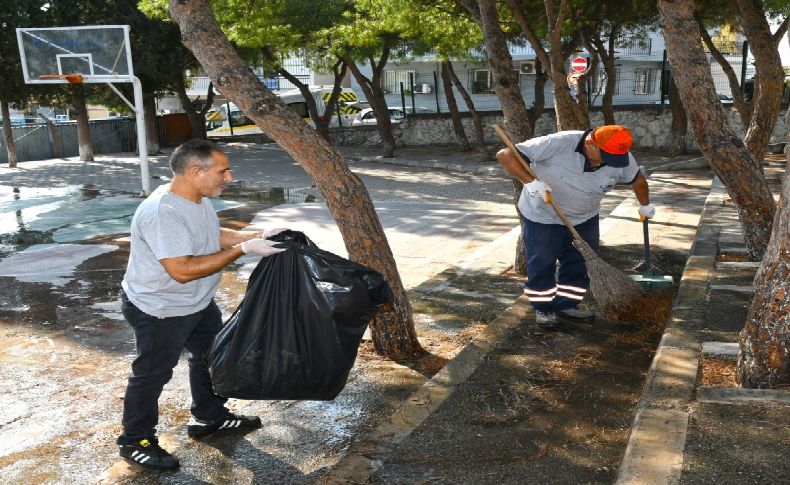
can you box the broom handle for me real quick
[492,124,585,241]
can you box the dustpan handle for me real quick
[642,218,651,271]
[492,124,584,241]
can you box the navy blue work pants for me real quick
[117,292,228,443]
[521,215,599,313]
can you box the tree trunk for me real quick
[736,0,785,167]
[473,0,534,276]
[527,57,547,129]
[38,113,63,158]
[143,91,160,154]
[261,46,339,142]
[447,62,487,152]
[177,78,215,140]
[315,59,350,141]
[344,54,396,157]
[265,52,348,144]
[261,46,330,141]
[475,0,532,141]
[169,0,422,359]
[71,85,94,162]
[2,100,18,168]
[177,82,207,139]
[667,73,688,156]
[738,128,790,388]
[658,0,775,260]
[697,16,751,126]
[588,30,618,126]
[441,60,470,151]
[507,0,587,131]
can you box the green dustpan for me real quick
[630,270,675,291]
[630,218,675,291]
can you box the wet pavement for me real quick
[0,143,523,484]
[3,142,781,484]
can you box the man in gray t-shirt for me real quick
[496,125,654,330]
[117,139,288,471]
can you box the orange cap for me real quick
[591,125,632,167]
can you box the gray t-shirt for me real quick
[516,131,639,226]
[122,185,221,318]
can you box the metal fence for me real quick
[379,65,754,116]
[0,118,137,164]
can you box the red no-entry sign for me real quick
[571,57,587,72]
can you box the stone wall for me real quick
[330,105,790,150]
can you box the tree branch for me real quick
[507,0,550,68]
[772,16,789,46]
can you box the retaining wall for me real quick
[329,105,790,150]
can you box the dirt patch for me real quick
[681,403,790,484]
[370,242,683,484]
[716,253,751,262]
[700,357,738,388]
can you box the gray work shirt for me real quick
[122,185,221,318]
[515,130,639,226]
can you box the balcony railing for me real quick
[704,39,743,56]
[470,42,537,59]
[615,36,652,56]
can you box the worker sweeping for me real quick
[495,125,654,330]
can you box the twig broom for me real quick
[493,124,646,320]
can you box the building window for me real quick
[471,69,493,94]
[382,70,415,94]
[634,68,656,95]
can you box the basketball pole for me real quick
[131,76,150,195]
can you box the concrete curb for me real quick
[615,180,726,485]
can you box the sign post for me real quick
[571,57,588,73]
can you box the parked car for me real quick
[717,92,734,104]
[349,107,431,126]
[350,108,405,126]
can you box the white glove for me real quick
[262,227,288,239]
[240,238,286,257]
[525,180,552,203]
[638,204,656,219]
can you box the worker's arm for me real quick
[496,148,535,184]
[631,172,650,206]
[220,227,261,249]
[159,246,245,284]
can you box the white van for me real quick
[206,86,362,136]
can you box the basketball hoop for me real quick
[39,74,84,84]
[18,25,150,194]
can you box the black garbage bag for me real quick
[209,230,393,400]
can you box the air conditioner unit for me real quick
[519,60,537,75]
[413,83,433,94]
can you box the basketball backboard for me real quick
[17,25,133,84]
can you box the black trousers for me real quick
[117,292,227,443]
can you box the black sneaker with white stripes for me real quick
[187,412,262,438]
[118,437,179,470]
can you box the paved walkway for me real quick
[1,143,785,484]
